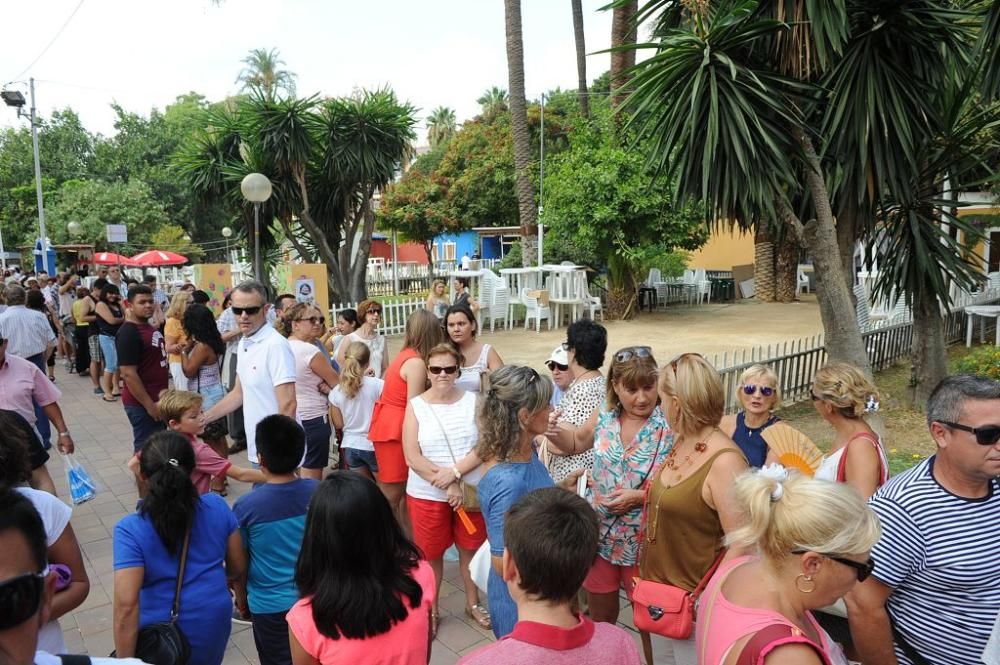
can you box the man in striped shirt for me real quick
[848,374,1000,665]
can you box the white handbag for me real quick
[469,540,492,594]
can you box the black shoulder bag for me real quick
[114,528,192,665]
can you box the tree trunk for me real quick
[504,0,539,267]
[610,0,638,109]
[605,250,637,320]
[775,235,797,303]
[910,287,948,405]
[754,228,776,302]
[571,0,589,118]
[792,128,872,377]
[836,199,859,297]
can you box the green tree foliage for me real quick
[426,106,457,148]
[47,179,169,252]
[148,224,205,261]
[543,110,707,317]
[236,48,297,98]
[476,86,509,121]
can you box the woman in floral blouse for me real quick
[561,346,673,624]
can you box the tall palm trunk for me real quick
[775,235,798,302]
[610,0,638,109]
[504,0,539,267]
[571,0,589,118]
[754,228,776,302]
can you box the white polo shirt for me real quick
[237,323,296,463]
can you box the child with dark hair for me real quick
[459,488,641,664]
[287,472,436,664]
[232,415,317,665]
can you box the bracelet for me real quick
[452,467,462,481]
[58,431,70,437]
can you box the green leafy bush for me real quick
[954,345,1000,381]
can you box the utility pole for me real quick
[30,78,48,271]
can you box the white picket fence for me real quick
[330,299,427,336]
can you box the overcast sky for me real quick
[0,0,617,144]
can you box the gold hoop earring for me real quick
[795,574,816,594]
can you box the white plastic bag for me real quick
[469,540,491,594]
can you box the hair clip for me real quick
[865,395,880,413]
[758,463,788,502]
[167,458,179,467]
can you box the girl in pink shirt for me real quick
[287,472,436,665]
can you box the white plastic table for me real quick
[965,305,1000,347]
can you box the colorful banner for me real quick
[192,264,232,316]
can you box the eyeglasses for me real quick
[296,316,324,325]
[669,352,704,375]
[232,306,263,316]
[939,421,1000,446]
[614,346,654,364]
[428,365,459,375]
[546,361,569,372]
[0,567,49,631]
[792,551,875,582]
[742,384,775,397]
[810,391,822,401]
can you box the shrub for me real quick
[954,345,1000,381]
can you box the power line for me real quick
[7,0,87,84]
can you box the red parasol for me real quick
[94,252,137,266]
[130,250,188,267]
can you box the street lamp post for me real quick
[2,79,49,272]
[240,173,272,281]
[221,226,232,264]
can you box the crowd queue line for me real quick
[1,268,999,665]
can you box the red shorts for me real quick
[372,439,408,484]
[408,495,487,560]
[582,555,638,599]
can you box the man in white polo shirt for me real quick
[204,281,296,465]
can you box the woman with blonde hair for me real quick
[164,290,191,389]
[329,342,384,480]
[810,362,888,499]
[720,364,781,468]
[278,302,340,480]
[475,365,561,638]
[402,342,489,634]
[564,346,673,625]
[637,353,749,665]
[696,468,880,665]
[425,279,450,320]
[336,298,387,378]
[369,309,443,525]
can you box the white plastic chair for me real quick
[522,287,551,332]
[647,268,663,286]
[797,266,811,294]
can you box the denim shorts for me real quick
[343,447,379,474]
[124,404,166,453]
[98,334,118,372]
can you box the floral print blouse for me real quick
[547,375,606,482]
[591,406,673,566]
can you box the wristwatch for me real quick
[58,431,70,438]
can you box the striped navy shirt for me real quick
[869,456,1000,665]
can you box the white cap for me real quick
[546,345,569,367]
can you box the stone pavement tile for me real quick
[81,628,116,659]
[222,647,252,665]
[73,522,111,545]
[71,603,115,636]
[429,643,463,665]
[62,626,86,653]
[73,584,110,613]
[435,615,486,654]
[228,625,261,665]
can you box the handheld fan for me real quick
[761,423,824,476]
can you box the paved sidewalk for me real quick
[49,362,662,663]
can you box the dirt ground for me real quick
[387,295,825,370]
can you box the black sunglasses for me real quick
[546,361,569,372]
[743,384,775,397]
[939,420,1000,446]
[793,551,875,582]
[614,346,654,364]
[428,365,459,375]
[296,316,324,325]
[232,305,263,316]
[0,567,48,631]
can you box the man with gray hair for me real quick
[0,285,55,367]
[848,374,1000,665]
[204,281,296,468]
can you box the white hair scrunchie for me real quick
[865,395,880,413]
[167,458,179,467]
[758,463,789,502]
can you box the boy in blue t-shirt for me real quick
[232,415,318,665]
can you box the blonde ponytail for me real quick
[340,341,370,399]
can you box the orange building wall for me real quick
[686,228,755,271]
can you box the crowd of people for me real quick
[1,265,999,665]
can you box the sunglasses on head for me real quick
[0,567,48,631]
[669,352,704,374]
[939,421,1000,446]
[428,365,459,375]
[742,384,775,397]
[232,305,262,316]
[614,346,653,364]
[546,361,569,372]
[793,551,875,582]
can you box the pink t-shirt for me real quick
[190,438,231,495]
[287,559,436,665]
[459,616,641,665]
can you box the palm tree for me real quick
[235,47,297,99]
[476,86,509,120]
[426,106,457,148]
[503,0,538,267]
[571,0,589,117]
[609,0,638,109]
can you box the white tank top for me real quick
[455,344,491,393]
